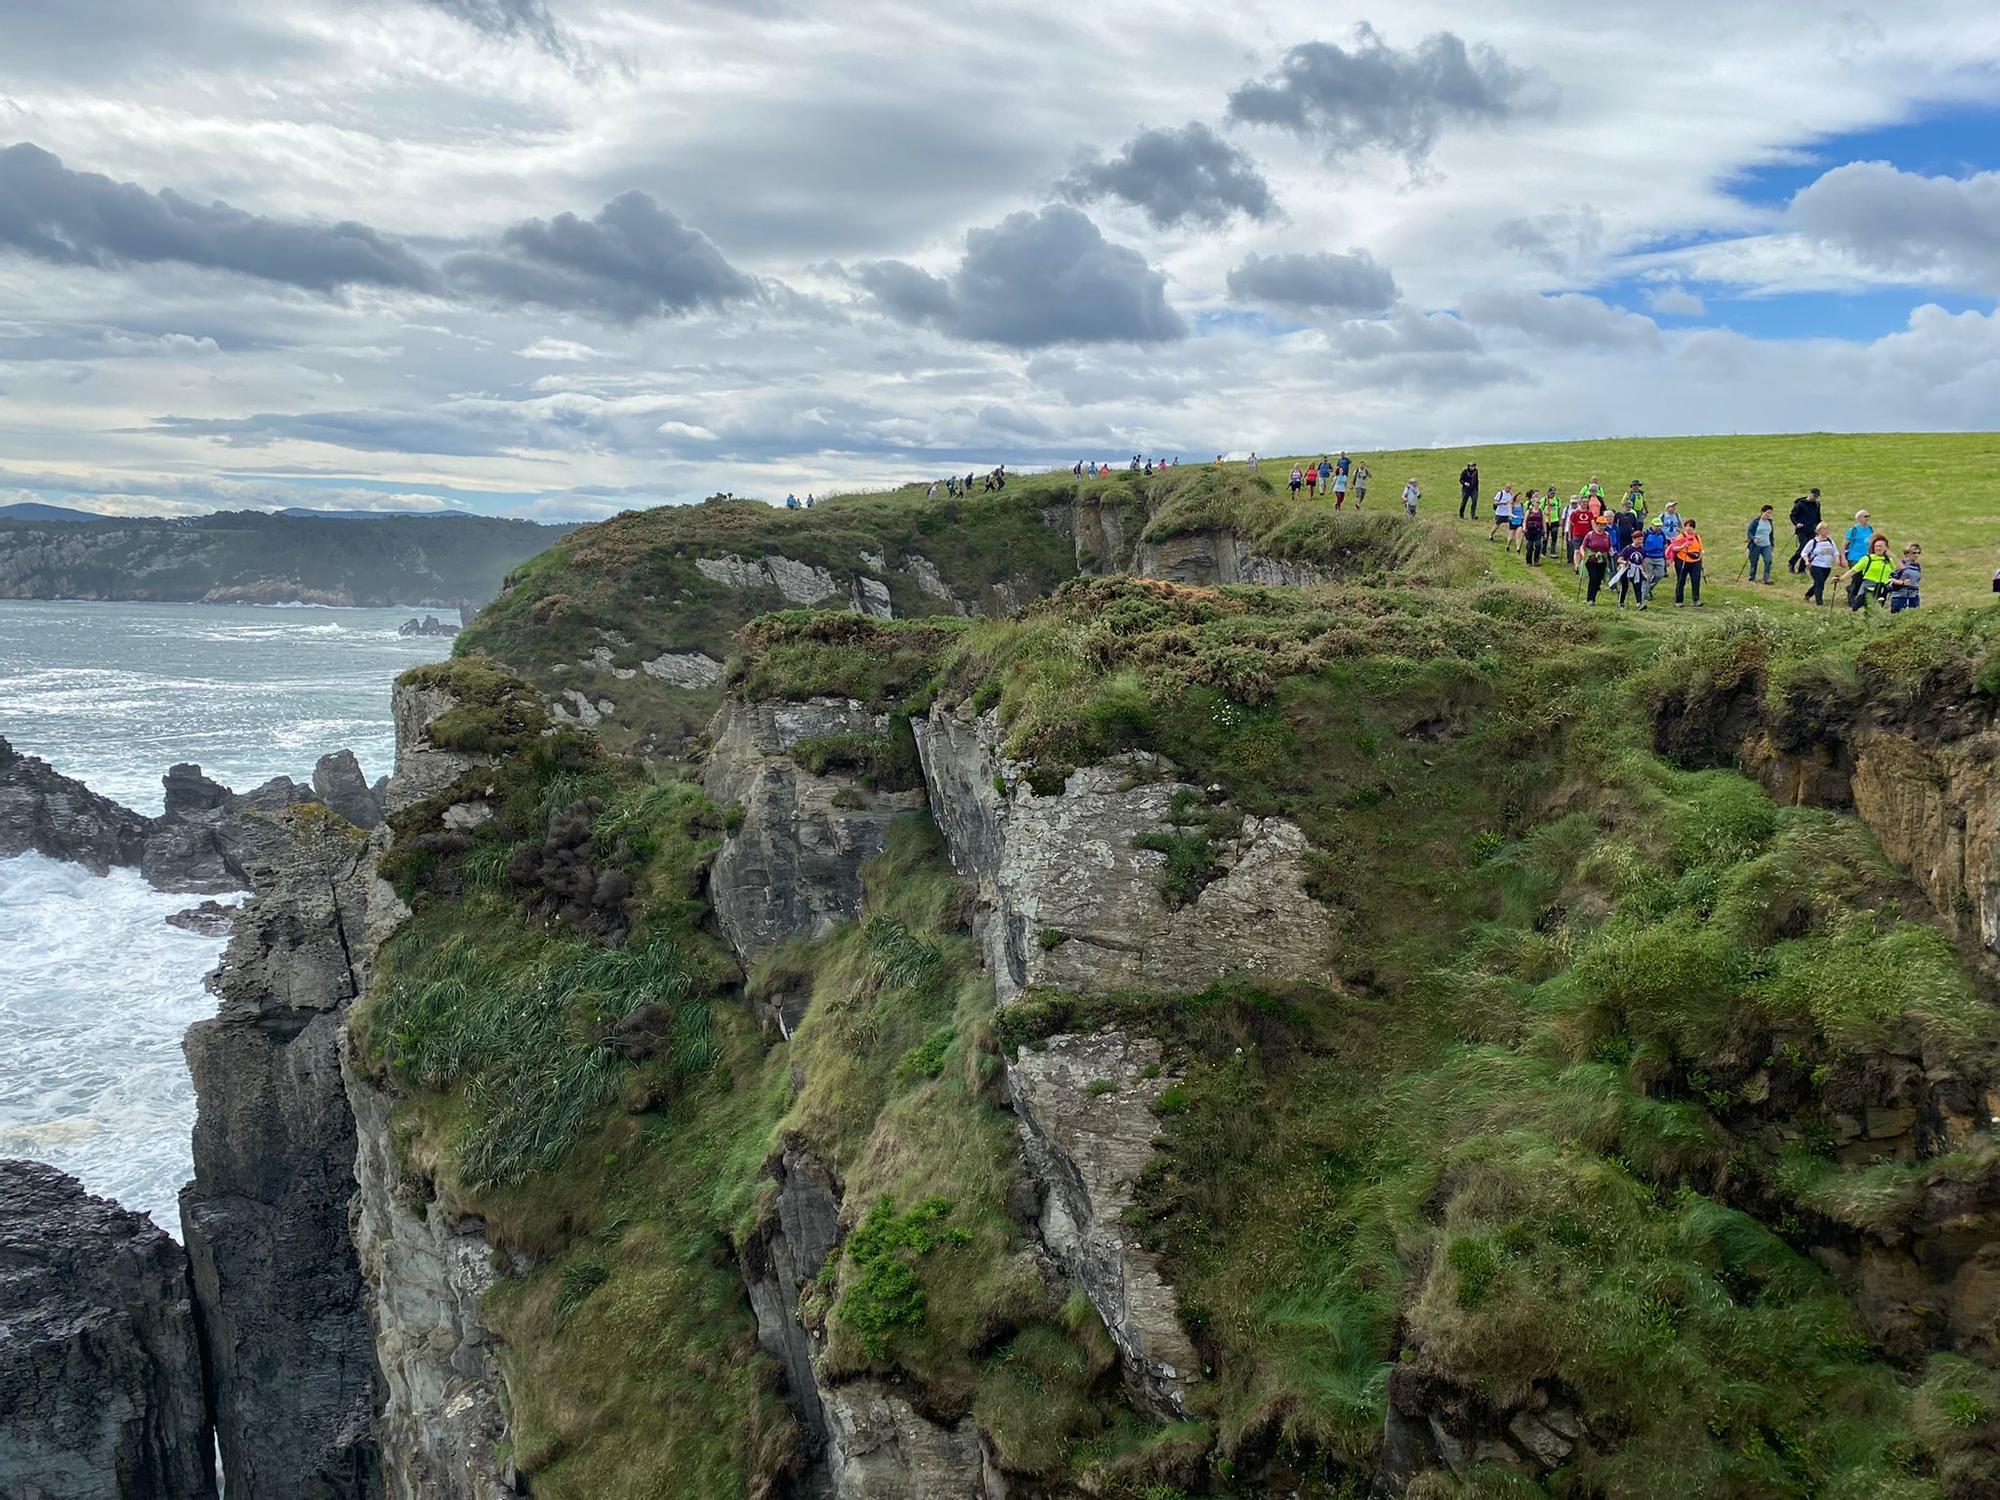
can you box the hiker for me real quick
[1580,520,1615,603]
[1801,522,1838,605]
[1841,534,1895,611]
[1072,460,1083,478]
[1624,480,1646,520]
[1336,452,1351,479]
[1291,464,1304,498]
[1787,488,1822,573]
[1523,496,1548,565]
[1842,510,1875,607]
[1304,463,1317,498]
[1889,542,1923,613]
[1745,505,1776,584]
[1459,461,1480,519]
[1640,519,1669,605]
[1488,482,1515,542]
[785,492,800,510]
[1402,477,1421,515]
[1507,489,1525,552]
[1318,456,1333,493]
[1658,501,1683,542]
[1614,532,1647,608]
[805,493,816,508]
[1352,462,1370,508]
[1668,520,1706,606]
[1332,466,1350,509]
[1611,497,1641,550]
[1564,497,1592,567]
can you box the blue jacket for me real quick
[1642,530,1667,560]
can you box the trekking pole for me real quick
[1735,547,1748,583]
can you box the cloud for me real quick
[516,337,601,361]
[1492,208,1606,274]
[448,191,756,320]
[1227,250,1398,315]
[1643,284,1707,317]
[415,0,574,59]
[856,205,1185,348]
[0,143,436,293]
[1788,161,2000,292]
[1057,122,1277,229]
[1459,288,1662,350]
[1227,23,1527,163]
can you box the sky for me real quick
[0,0,1998,521]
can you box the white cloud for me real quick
[516,337,601,360]
[1643,284,1707,317]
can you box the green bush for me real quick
[838,1196,974,1359]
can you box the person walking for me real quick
[1889,542,1923,613]
[1801,523,1838,605]
[1564,496,1591,567]
[1669,520,1706,606]
[1331,466,1350,509]
[1614,533,1647,608]
[1290,464,1304,498]
[1488,482,1515,542]
[1336,451,1351,478]
[1640,520,1668,607]
[1841,534,1894,611]
[1304,463,1317,498]
[1841,509,1875,606]
[1523,497,1547,566]
[1459,461,1480,520]
[1658,500,1683,543]
[1745,505,1776,583]
[1507,489,1527,552]
[1611,497,1641,550]
[1787,488,1822,573]
[1623,479,1646,519]
[1352,462,1370,508]
[1402,476,1421,515]
[1580,520,1615,603]
[1318,456,1333,493]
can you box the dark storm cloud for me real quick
[856,205,1185,348]
[416,0,574,57]
[1227,23,1527,163]
[1788,161,2000,290]
[447,191,758,320]
[0,143,437,293]
[1057,122,1278,229]
[1227,250,1397,315]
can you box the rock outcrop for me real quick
[316,748,386,830]
[742,1146,843,1480]
[0,1159,216,1500]
[916,707,1337,1004]
[179,806,383,1499]
[345,1040,514,1500]
[1135,530,1334,588]
[705,699,926,974]
[0,734,151,873]
[1008,1032,1201,1419]
[822,1381,1005,1500]
[387,677,494,815]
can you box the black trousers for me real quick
[1585,558,1608,601]
[1805,565,1831,604]
[1460,487,1477,518]
[1788,525,1812,572]
[1675,560,1703,603]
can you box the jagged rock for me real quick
[0,1159,216,1500]
[697,552,843,605]
[0,734,152,873]
[821,1380,1004,1500]
[916,707,1337,1004]
[179,807,382,1499]
[551,688,611,727]
[704,699,926,967]
[1008,1031,1200,1419]
[742,1146,843,1467]
[901,554,967,614]
[167,899,237,937]
[586,645,637,680]
[640,650,725,688]
[851,575,894,620]
[387,677,495,815]
[345,1038,514,1500]
[1042,496,1142,575]
[316,748,384,830]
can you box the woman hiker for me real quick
[1580,519,1615,603]
[1841,535,1895,612]
[1801,522,1838,606]
[1668,520,1706,606]
[1889,542,1923,613]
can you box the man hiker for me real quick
[1459,461,1480,519]
[1403,477,1422,515]
[1640,519,1669,606]
[1787,488,1822,573]
[1352,462,1370,508]
[1745,505,1776,583]
[1611,497,1641,549]
[1889,543,1923,613]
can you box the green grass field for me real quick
[1240,432,2000,608]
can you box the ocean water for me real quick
[0,600,454,1233]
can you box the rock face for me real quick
[179,806,383,1499]
[0,734,151,873]
[822,1381,1005,1500]
[316,748,386,829]
[742,1147,843,1475]
[1136,530,1333,588]
[1008,1032,1201,1419]
[387,678,493,815]
[0,1159,216,1500]
[697,552,844,605]
[345,1040,514,1500]
[705,699,926,972]
[916,707,1337,1004]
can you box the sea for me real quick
[0,600,454,1234]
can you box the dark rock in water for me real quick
[143,770,317,894]
[315,748,384,830]
[457,602,477,629]
[167,899,237,937]
[180,807,384,1499]
[0,1158,216,1500]
[162,762,232,818]
[0,734,151,874]
[398,613,459,638]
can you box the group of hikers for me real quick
[1442,464,1923,612]
[925,466,1010,498]
[1279,452,1376,508]
[1073,455,1182,478]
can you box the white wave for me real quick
[0,853,228,1236]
